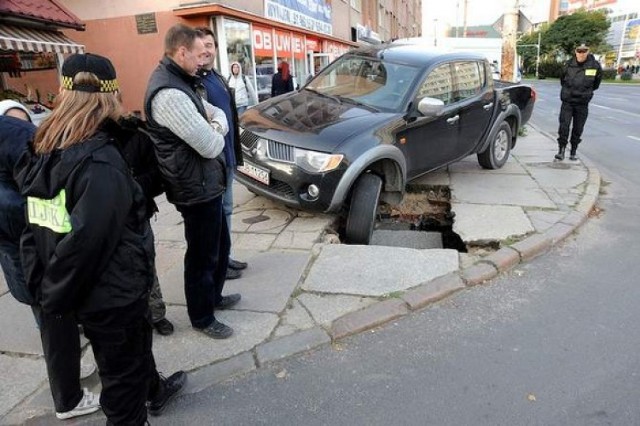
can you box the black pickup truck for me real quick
[236,41,536,244]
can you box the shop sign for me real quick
[264,0,332,35]
[306,37,319,52]
[253,25,305,59]
[323,40,350,59]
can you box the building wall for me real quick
[56,0,418,112]
[58,8,205,113]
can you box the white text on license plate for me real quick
[237,162,270,185]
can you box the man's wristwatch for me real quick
[211,121,223,133]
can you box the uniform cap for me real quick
[61,53,119,93]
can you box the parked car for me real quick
[236,41,536,244]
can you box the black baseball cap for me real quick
[61,53,119,93]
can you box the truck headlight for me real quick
[294,148,343,173]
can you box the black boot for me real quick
[554,145,566,161]
[569,146,578,161]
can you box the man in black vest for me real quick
[555,42,602,161]
[144,24,241,339]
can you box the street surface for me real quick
[131,82,640,425]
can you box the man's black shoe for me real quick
[226,268,242,280]
[569,147,578,161]
[153,318,175,336]
[554,146,566,161]
[228,258,248,270]
[148,371,187,416]
[196,319,233,339]
[215,293,241,310]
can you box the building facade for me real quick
[57,0,421,113]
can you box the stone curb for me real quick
[5,147,601,426]
[401,273,466,310]
[330,299,409,340]
[255,327,331,366]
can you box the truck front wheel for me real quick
[478,121,512,169]
[345,173,382,245]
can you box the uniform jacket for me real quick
[144,57,226,206]
[560,54,603,104]
[0,116,35,243]
[14,128,154,314]
[110,117,163,219]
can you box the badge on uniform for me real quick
[585,69,597,76]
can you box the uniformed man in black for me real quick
[555,43,603,161]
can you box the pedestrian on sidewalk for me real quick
[111,111,175,336]
[227,61,258,115]
[555,42,602,161]
[144,24,241,339]
[0,100,98,419]
[271,61,294,97]
[196,27,249,281]
[14,53,186,424]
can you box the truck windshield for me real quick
[306,56,420,111]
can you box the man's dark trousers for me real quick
[558,101,589,148]
[176,195,230,329]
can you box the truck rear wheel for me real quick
[478,121,512,169]
[345,173,382,245]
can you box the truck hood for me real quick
[239,89,397,152]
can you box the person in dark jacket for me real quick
[15,53,186,425]
[555,43,602,161]
[0,100,37,307]
[196,26,248,281]
[144,24,241,339]
[1,100,100,420]
[111,113,175,336]
[271,61,294,97]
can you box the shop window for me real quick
[224,19,255,87]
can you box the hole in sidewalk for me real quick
[376,184,467,252]
[334,184,477,252]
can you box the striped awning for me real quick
[0,24,84,54]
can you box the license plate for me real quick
[237,161,270,185]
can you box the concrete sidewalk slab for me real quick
[302,245,459,296]
[452,203,534,243]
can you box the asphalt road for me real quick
[148,82,640,426]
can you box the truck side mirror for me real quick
[417,97,445,117]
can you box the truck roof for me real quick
[347,41,489,67]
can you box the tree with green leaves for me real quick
[544,9,610,56]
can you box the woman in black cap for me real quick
[15,53,185,425]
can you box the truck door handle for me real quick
[446,115,459,125]
[483,103,494,111]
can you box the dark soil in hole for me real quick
[377,185,467,252]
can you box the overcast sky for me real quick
[422,0,551,31]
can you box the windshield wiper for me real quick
[336,96,379,112]
[304,87,342,104]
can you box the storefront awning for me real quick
[0,24,84,54]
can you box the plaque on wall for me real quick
[135,13,158,35]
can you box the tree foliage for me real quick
[544,9,610,56]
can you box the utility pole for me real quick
[501,0,519,81]
[462,0,468,38]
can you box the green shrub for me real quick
[601,69,617,80]
[538,60,564,79]
[621,71,632,81]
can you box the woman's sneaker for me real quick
[55,388,100,420]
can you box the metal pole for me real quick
[434,19,438,47]
[536,31,541,78]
